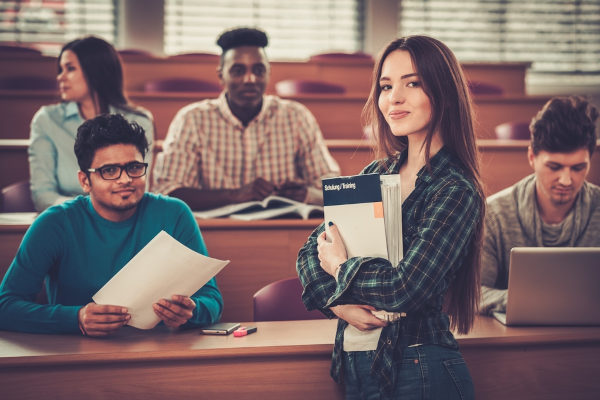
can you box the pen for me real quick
[233,326,258,337]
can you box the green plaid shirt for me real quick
[297,147,482,393]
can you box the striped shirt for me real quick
[152,92,339,195]
[297,147,483,393]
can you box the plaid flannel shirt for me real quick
[297,147,482,393]
[152,92,339,194]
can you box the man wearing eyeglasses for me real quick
[0,114,223,336]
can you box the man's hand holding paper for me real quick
[92,230,229,331]
[153,295,195,328]
[78,303,131,337]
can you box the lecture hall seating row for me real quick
[2,140,600,322]
[0,50,544,141]
[0,89,551,142]
[2,138,599,197]
[0,51,531,96]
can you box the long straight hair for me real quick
[362,35,485,334]
[58,36,140,116]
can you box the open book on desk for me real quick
[193,195,324,221]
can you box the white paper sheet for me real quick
[92,230,229,329]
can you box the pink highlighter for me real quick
[233,326,258,337]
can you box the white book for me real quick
[193,195,323,221]
[322,173,404,348]
[322,173,403,263]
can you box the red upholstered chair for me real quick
[1,181,35,212]
[117,48,156,58]
[275,79,346,96]
[468,81,504,95]
[309,51,374,63]
[168,52,219,61]
[253,277,327,321]
[143,78,221,93]
[0,76,57,91]
[495,121,531,140]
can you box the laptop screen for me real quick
[502,247,600,326]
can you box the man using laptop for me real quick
[0,114,223,335]
[481,96,600,315]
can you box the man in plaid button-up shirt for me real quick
[152,27,339,210]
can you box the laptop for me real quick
[493,247,600,326]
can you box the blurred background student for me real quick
[28,35,154,212]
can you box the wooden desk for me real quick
[197,218,319,321]
[0,319,342,400]
[457,317,600,399]
[0,317,598,399]
[0,138,373,191]
[0,54,528,99]
[2,141,599,319]
[4,139,599,195]
[461,61,531,95]
[325,139,600,195]
[0,89,549,141]
[129,92,552,141]
[0,139,31,190]
[0,223,26,282]
[0,218,320,323]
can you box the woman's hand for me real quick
[317,222,348,276]
[331,304,388,331]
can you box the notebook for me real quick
[493,247,600,326]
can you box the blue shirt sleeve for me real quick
[0,208,81,333]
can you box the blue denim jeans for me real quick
[343,345,474,400]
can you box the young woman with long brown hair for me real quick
[297,35,485,399]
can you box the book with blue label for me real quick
[322,173,403,266]
[323,172,404,330]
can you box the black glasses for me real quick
[87,162,148,180]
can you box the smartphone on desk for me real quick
[199,322,241,335]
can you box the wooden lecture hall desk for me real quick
[0,217,321,323]
[0,317,599,399]
[0,89,550,141]
[2,138,599,195]
[0,52,529,98]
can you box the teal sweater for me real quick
[0,193,223,334]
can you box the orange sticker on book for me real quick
[373,202,384,218]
